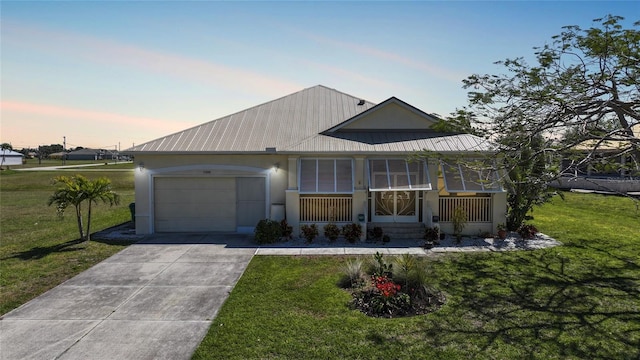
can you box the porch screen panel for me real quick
[317,160,335,192]
[369,160,390,190]
[441,161,465,191]
[299,159,353,194]
[389,160,410,190]
[477,167,502,192]
[299,159,317,192]
[441,160,503,192]
[409,161,431,190]
[336,160,353,192]
[368,159,432,191]
[460,166,484,191]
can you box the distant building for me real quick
[0,149,25,167]
[66,148,117,161]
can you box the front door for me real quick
[372,190,418,222]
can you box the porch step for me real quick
[368,222,425,240]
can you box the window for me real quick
[299,159,353,193]
[367,159,432,191]
[440,159,503,193]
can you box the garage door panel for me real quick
[154,177,236,232]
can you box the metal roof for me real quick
[126,85,493,154]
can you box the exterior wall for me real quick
[0,156,23,166]
[342,103,435,130]
[134,153,507,238]
[133,154,287,234]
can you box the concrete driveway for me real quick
[0,234,256,360]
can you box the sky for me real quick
[1,1,637,151]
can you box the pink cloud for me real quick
[3,21,302,97]
[292,29,466,84]
[2,100,180,131]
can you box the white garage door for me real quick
[154,177,236,232]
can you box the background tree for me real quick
[457,15,639,229]
[48,175,120,241]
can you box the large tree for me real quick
[457,15,639,229]
[48,175,120,241]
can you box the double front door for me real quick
[372,189,418,222]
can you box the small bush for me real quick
[323,223,341,242]
[367,226,384,241]
[280,219,293,239]
[424,226,439,243]
[371,251,393,277]
[517,223,539,239]
[300,224,319,243]
[254,219,282,244]
[342,223,363,243]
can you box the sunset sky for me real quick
[1,1,636,150]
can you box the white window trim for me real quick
[298,158,354,194]
[367,159,432,191]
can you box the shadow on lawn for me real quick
[3,238,87,260]
[419,245,640,358]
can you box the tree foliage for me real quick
[48,175,120,241]
[456,15,639,229]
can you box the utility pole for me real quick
[62,136,66,165]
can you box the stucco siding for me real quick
[342,102,435,130]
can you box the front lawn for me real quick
[194,192,640,359]
[0,170,135,315]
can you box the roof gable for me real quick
[323,97,439,133]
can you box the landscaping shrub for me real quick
[254,219,282,244]
[424,226,439,248]
[300,223,319,243]
[342,223,362,243]
[517,223,539,239]
[338,258,365,288]
[280,219,293,239]
[368,226,384,241]
[323,223,340,242]
[346,252,445,318]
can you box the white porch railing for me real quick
[439,197,492,223]
[300,196,352,222]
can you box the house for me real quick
[66,148,117,161]
[560,123,640,178]
[0,149,24,167]
[555,123,640,195]
[125,85,507,238]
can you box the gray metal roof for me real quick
[126,85,493,154]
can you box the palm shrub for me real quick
[452,206,467,242]
[48,174,120,242]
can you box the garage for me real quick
[153,176,266,233]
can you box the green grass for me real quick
[194,192,640,359]
[16,158,133,169]
[0,169,135,315]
